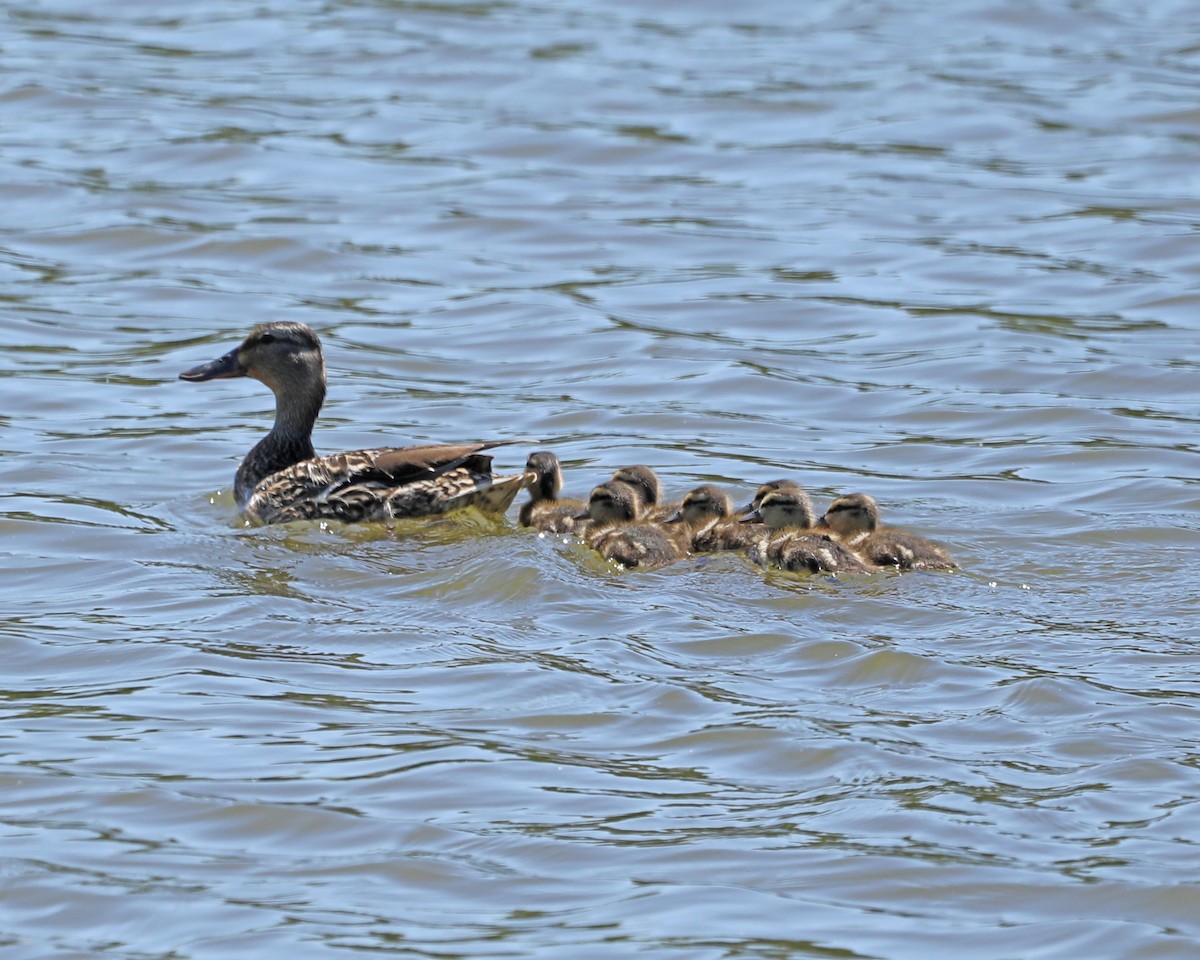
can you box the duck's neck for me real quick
[234,379,325,504]
[533,470,560,502]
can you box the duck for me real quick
[574,480,688,570]
[179,321,533,524]
[738,478,806,516]
[518,451,587,533]
[609,465,680,523]
[743,487,875,575]
[664,485,759,552]
[820,492,956,571]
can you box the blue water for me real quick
[2,1,1199,958]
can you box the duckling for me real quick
[610,465,680,523]
[821,493,956,571]
[735,478,810,540]
[743,487,874,575]
[664,485,759,552]
[179,322,532,524]
[738,478,807,516]
[518,451,587,533]
[575,481,688,570]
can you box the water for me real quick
[3,1,1200,957]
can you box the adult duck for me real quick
[820,493,956,571]
[180,322,532,524]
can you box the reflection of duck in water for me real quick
[821,493,956,571]
[518,451,587,533]
[744,487,874,575]
[179,322,530,524]
[664,485,759,552]
[576,481,688,571]
[610,465,680,523]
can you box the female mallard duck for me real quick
[574,481,689,570]
[518,451,587,533]
[180,322,532,524]
[664,485,759,552]
[820,493,956,571]
[743,487,875,575]
[610,465,680,523]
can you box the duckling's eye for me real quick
[258,332,276,344]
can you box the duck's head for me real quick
[575,480,640,525]
[666,485,733,525]
[739,478,805,515]
[180,322,326,401]
[610,465,661,508]
[821,493,879,537]
[743,487,818,531]
[524,450,565,500]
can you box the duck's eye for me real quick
[258,332,276,344]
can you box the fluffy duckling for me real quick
[821,493,956,571]
[739,478,808,516]
[744,487,874,575]
[575,481,688,570]
[664,485,759,552]
[610,465,680,523]
[180,322,531,524]
[518,451,587,533]
[736,478,810,539]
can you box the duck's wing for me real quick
[244,440,532,524]
[324,441,512,487]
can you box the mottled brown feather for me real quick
[581,481,688,571]
[180,323,532,525]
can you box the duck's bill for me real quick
[573,509,591,521]
[179,347,244,381]
[738,508,763,524]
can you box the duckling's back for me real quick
[857,531,956,570]
[591,524,686,570]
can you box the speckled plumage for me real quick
[180,322,532,525]
[745,486,875,575]
[579,481,688,570]
[664,484,758,552]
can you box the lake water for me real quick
[3,1,1199,958]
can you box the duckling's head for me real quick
[524,451,565,500]
[667,485,734,525]
[750,487,818,531]
[180,322,326,403]
[821,493,880,537]
[611,465,661,508]
[739,478,805,515]
[577,481,640,526]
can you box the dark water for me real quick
[3,2,1199,958]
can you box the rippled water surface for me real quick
[3,1,1200,957]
